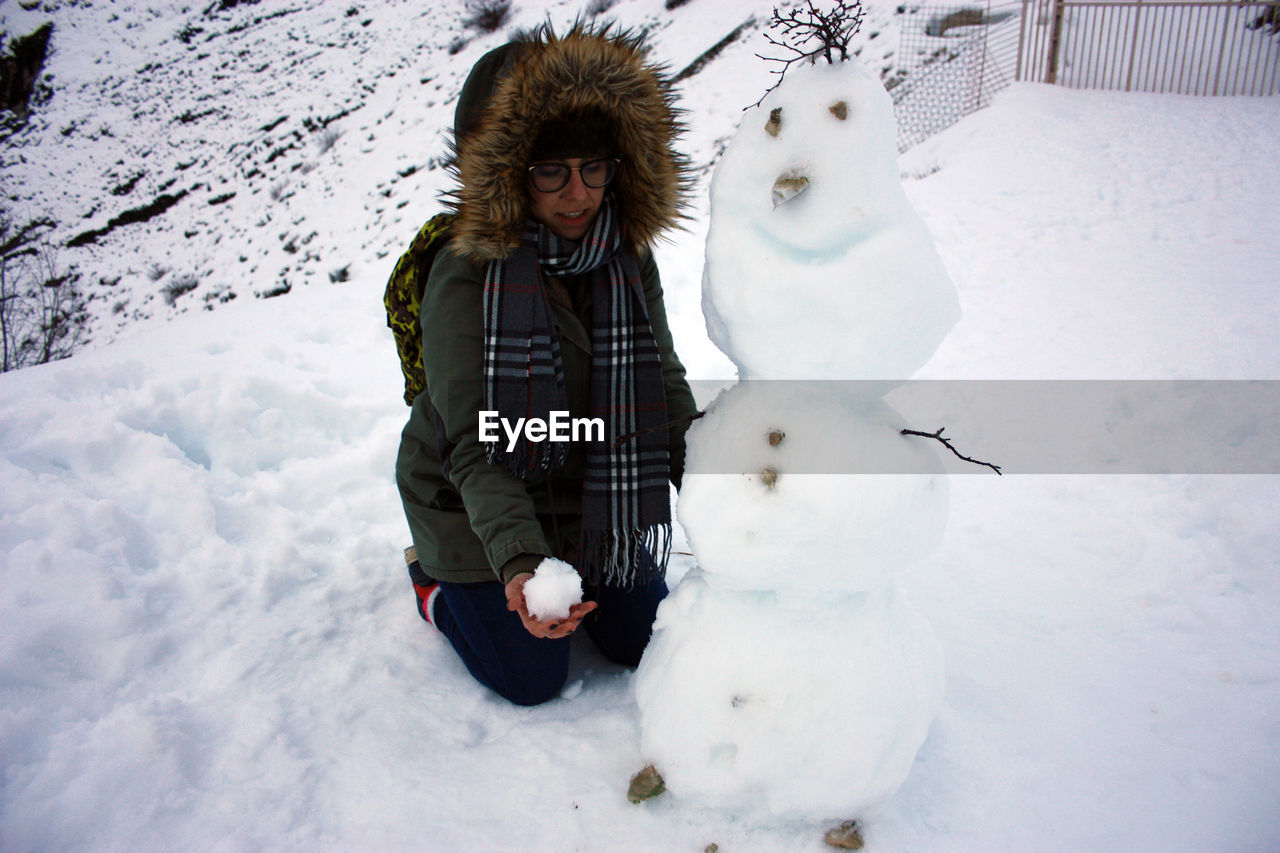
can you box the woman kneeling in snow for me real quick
[394,24,697,706]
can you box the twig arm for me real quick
[901,427,1003,475]
[612,411,706,449]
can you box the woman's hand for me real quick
[504,572,598,639]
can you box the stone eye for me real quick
[765,106,782,137]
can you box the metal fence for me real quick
[1017,0,1280,95]
[890,0,1279,151]
[891,1,1023,150]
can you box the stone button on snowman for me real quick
[631,10,961,843]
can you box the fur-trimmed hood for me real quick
[446,24,691,261]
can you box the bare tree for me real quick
[1,211,86,371]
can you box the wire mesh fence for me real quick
[888,0,1279,151]
[890,0,1023,151]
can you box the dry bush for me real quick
[465,0,511,33]
[1,214,86,371]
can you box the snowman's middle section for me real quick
[677,382,949,595]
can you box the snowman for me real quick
[632,50,961,829]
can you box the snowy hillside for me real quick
[1,0,903,363]
[3,0,1280,851]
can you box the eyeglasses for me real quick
[527,157,620,193]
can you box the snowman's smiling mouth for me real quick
[748,217,870,263]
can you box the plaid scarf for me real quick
[482,196,671,587]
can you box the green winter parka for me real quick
[395,245,696,585]
[394,24,697,586]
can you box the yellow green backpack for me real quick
[383,212,455,406]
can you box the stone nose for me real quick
[772,171,810,207]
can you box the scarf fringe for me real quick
[484,437,568,479]
[580,524,672,588]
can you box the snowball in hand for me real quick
[522,558,583,621]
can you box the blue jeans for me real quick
[432,574,668,706]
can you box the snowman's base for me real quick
[625,766,866,851]
[634,572,944,819]
[624,758,865,845]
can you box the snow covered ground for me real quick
[3,1,1280,850]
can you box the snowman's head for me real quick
[713,60,909,257]
[701,59,961,381]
